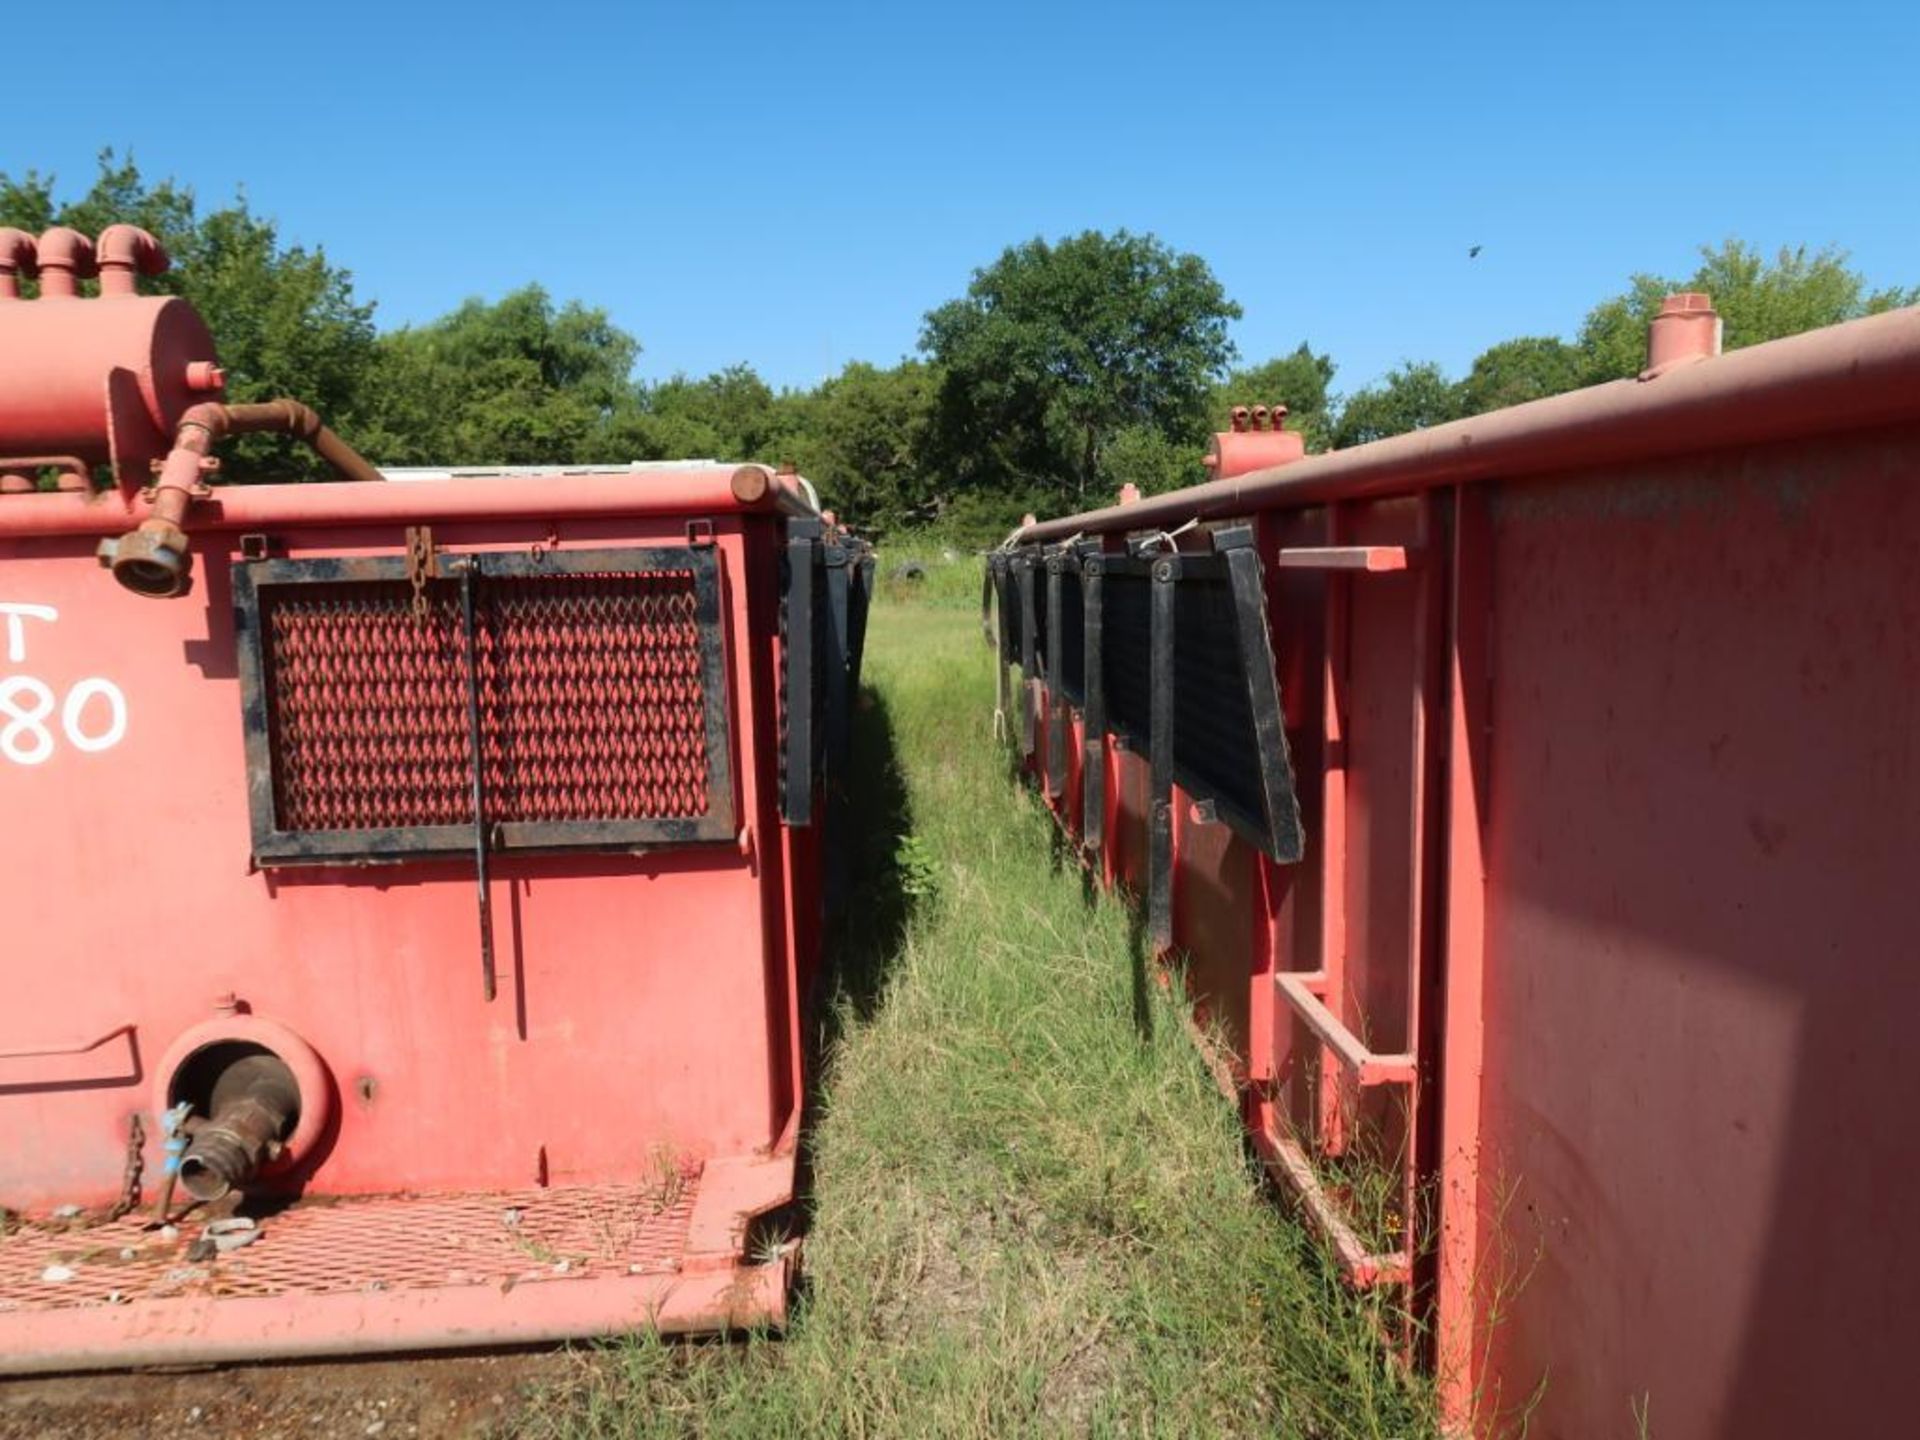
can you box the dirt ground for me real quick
[0,1352,568,1440]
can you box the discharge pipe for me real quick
[175,1049,302,1203]
[100,399,387,597]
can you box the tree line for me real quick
[5,155,1912,542]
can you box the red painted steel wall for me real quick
[0,504,804,1209]
[1470,422,1920,1437]
[1007,306,1920,1439]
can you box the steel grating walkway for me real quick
[0,1157,795,1375]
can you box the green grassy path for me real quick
[513,587,1435,1440]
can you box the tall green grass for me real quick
[510,582,1435,1440]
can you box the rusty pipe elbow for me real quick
[34,227,96,298]
[101,398,383,597]
[214,400,384,485]
[0,229,35,299]
[173,399,382,486]
[96,224,169,296]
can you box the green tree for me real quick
[1458,336,1584,415]
[920,230,1239,506]
[633,364,805,466]
[1331,361,1463,449]
[1219,343,1338,451]
[356,287,649,466]
[1577,240,1918,382]
[1097,424,1206,497]
[784,360,937,533]
[0,152,377,480]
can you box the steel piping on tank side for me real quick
[0,225,820,592]
[0,224,397,596]
[0,463,819,539]
[99,397,392,598]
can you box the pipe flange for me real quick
[153,1015,332,1182]
[100,520,193,598]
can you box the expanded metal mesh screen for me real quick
[262,572,710,834]
[0,1178,698,1310]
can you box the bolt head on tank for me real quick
[97,520,193,598]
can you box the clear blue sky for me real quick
[8,1,1915,396]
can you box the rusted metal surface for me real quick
[995,297,1920,1438]
[0,226,388,598]
[211,400,385,485]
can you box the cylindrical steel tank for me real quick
[0,293,219,468]
[1205,404,1306,480]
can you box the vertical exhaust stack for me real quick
[0,235,36,491]
[0,229,35,299]
[1643,291,1722,379]
[96,224,169,297]
[33,227,96,298]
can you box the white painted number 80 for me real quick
[0,674,128,765]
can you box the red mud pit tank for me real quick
[994,295,1920,1439]
[0,228,872,1372]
